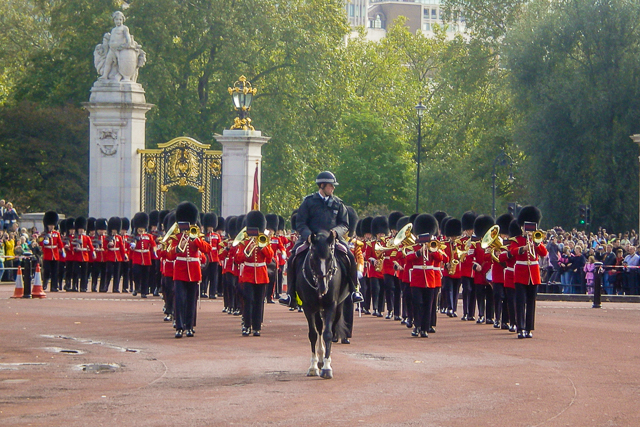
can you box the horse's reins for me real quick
[302,242,338,291]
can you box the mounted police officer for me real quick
[279,171,363,307]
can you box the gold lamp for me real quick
[228,75,257,130]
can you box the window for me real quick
[431,9,436,19]
[349,4,354,17]
[423,23,431,31]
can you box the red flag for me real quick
[251,162,260,210]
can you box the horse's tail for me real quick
[332,301,349,341]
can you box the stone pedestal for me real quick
[83,81,154,220]
[214,129,270,217]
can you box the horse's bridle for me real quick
[302,242,338,292]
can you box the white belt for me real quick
[516,260,538,266]
[109,248,120,251]
[505,267,515,272]
[44,245,58,249]
[413,265,434,270]
[75,248,89,251]
[176,256,200,262]
[134,249,149,253]
[244,262,266,268]
[96,248,105,252]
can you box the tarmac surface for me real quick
[1,284,639,426]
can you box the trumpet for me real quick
[189,225,203,240]
[532,229,546,244]
[428,240,446,252]
[243,231,270,257]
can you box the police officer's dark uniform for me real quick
[280,171,362,307]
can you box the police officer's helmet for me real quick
[315,171,339,186]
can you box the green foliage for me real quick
[0,102,88,216]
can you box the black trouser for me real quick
[161,275,175,316]
[132,264,151,295]
[505,286,516,326]
[205,261,220,297]
[401,281,412,322]
[242,282,266,332]
[430,287,439,328]
[411,287,435,332]
[362,276,371,311]
[446,277,461,313]
[174,280,198,331]
[21,257,33,297]
[369,277,382,313]
[382,274,395,314]
[342,296,354,338]
[151,259,162,294]
[73,261,89,292]
[476,284,494,319]
[266,264,278,302]
[462,276,475,317]
[43,259,59,291]
[515,283,538,332]
[493,283,506,324]
[393,275,402,316]
[64,261,74,290]
[120,261,131,291]
[276,267,284,295]
[441,277,451,312]
[57,260,66,290]
[104,261,121,292]
[224,273,238,310]
[91,262,106,292]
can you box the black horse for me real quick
[293,232,349,379]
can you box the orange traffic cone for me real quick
[31,264,46,299]
[10,266,24,299]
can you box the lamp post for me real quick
[414,100,426,213]
[228,75,257,130]
[492,151,515,218]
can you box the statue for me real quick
[94,11,146,83]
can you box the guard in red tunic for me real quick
[387,211,405,321]
[159,211,176,322]
[443,218,463,317]
[508,206,548,339]
[72,217,95,292]
[119,217,132,292]
[167,202,211,338]
[202,212,221,299]
[63,217,75,291]
[148,210,162,297]
[235,210,274,337]
[490,213,514,329]
[471,215,495,325]
[130,212,157,298]
[459,211,478,321]
[39,211,65,292]
[501,220,521,333]
[221,216,240,315]
[265,214,285,304]
[275,216,288,297]
[91,218,108,292]
[394,215,413,327]
[104,217,125,292]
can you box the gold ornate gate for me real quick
[138,136,222,213]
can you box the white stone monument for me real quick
[83,11,153,220]
[215,130,270,217]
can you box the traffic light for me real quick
[508,202,517,216]
[578,204,587,225]
[586,205,591,225]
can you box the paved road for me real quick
[1,286,639,426]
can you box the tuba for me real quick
[392,223,416,255]
[481,225,504,263]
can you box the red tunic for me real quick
[509,236,548,285]
[130,234,157,266]
[39,231,64,261]
[459,236,475,278]
[269,236,286,270]
[365,240,384,279]
[206,232,222,263]
[167,234,212,282]
[442,239,463,279]
[71,234,95,262]
[405,245,444,288]
[499,247,516,289]
[277,236,289,267]
[471,241,491,285]
[105,235,126,262]
[93,234,107,263]
[491,247,508,284]
[235,242,274,284]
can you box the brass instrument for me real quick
[392,223,416,254]
[428,240,446,252]
[374,237,397,272]
[481,225,504,263]
[232,226,248,247]
[189,225,204,239]
[243,231,270,257]
[532,229,546,244]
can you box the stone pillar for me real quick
[83,81,153,220]
[214,129,270,217]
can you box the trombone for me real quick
[243,230,270,257]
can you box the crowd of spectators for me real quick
[0,200,41,282]
[542,227,640,295]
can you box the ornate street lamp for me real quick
[492,150,515,218]
[228,75,257,130]
[414,100,426,213]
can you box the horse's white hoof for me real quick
[307,368,319,377]
[320,369,333,379]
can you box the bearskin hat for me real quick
[226,216,237,239]
[246,210,266,233]
[396,215,410,232]
[290,213,298,232]
[461,211,477,231]
[409,213,419,224]
[433,211,448,228]
[361,217,373,236]
[473,215,495,238]
[175,201,199,224]
[371,215,390,236]
[149,210,159,228]
[496,213,515,235]
[216,216,225,232]
[43,211,59,228]
[517,205,542,227]
[132,212,149,231]
[265,214,279,231]
[413,213,438,236]
[237,214,246,231]
[158,210,170,231]
[388,211,404,231]
[120,217,130,232]
[346,206,358,237]
[108,217,121,234]
[163,211,176,234]
[355,219,364,238]
[87,217,96,233]
[440,216,452,234]
[96,218,108,231]
[74,216,87,231]
[66,217,76,231]
[203,212,218,229]
[445,218,463,237]
[59,218,68,234]
[509,219,523,238]
[278,215,285,232]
